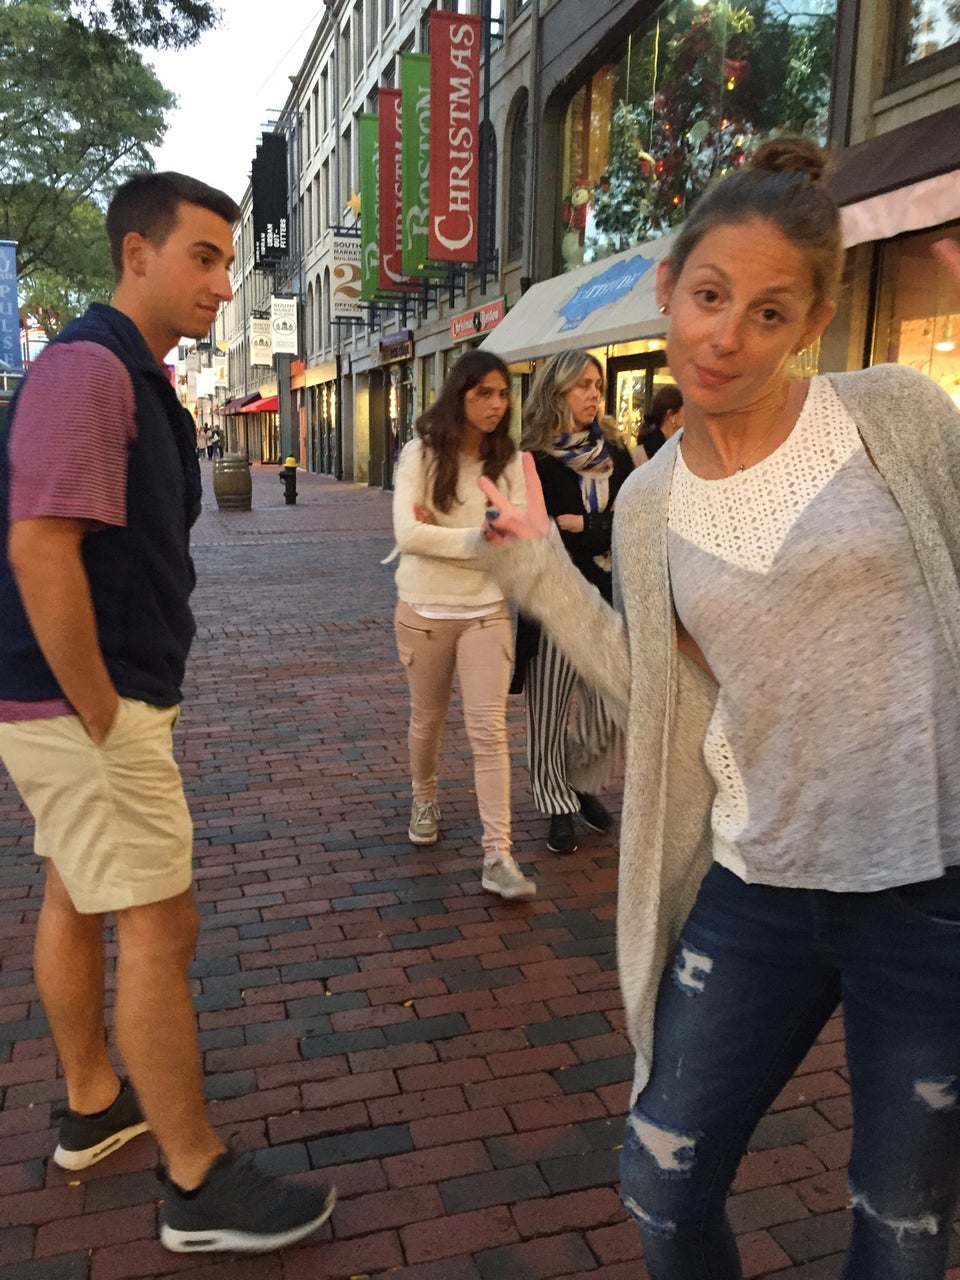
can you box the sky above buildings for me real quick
[147,2,322,203]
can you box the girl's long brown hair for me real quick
[415,350,516,513]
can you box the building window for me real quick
[384,0,395,30]
[890,0,960,80]
[341,26,352,96]
[558,0,837,273]
[419,2,435,51]
[873,224,960,409]
[508,96,527,260]
[321,67,329,135]
[479,120,497,269]
[353,1,364,78]
[367,0,378,53]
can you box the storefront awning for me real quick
[221,392,259,415]
[831,104,960,249]
[479,233,676,365]
[240,394,278,413]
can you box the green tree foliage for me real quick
[1,0,177,332]
[70,0,220,50]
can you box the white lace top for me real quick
[667,376,960,889]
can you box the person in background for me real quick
[478,137,960,1279]
[0,171,336,1254]
[513,349,633,856]
[631,382,683,466]
[389,349,535,900]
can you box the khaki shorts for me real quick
[0,698,194,914]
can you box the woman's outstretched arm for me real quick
[478,454,631,721]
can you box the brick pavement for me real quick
[0,459,958,1280]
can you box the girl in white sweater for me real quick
[391,350,534,899]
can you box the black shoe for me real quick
[159,1150,336,1253]
[52,1079,149,1171]
[547,812,578,854]
[576,791,611,833]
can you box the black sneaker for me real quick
[159,1150,336,1253]
[547,812,578,854]
[576,791,612,833]
[52,1079,149,1171]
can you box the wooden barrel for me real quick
[212,454,252,511]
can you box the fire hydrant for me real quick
[279,456,298,505]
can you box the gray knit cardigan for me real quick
[481,364,960,1103]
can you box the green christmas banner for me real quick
[400,53,444,279]
[359,113,380,302]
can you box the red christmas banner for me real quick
[378,89,417,292]
[428,10,480,264]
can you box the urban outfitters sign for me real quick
[251,133,289,266]
[428,11,480,264]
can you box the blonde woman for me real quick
[512,349,634,855]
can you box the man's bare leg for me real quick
[34,863,119,1115]
[114,889,225,1190]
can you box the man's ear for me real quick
[122,231,152,281]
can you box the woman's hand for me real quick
[479,452,551,543]
[414,503,437,525]
[555,513,585,533]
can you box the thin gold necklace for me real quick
[690,388,794,478]
[732,410,787,473]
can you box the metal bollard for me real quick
[279,456,298,505]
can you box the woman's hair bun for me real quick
[747,136,833,184]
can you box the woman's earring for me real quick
[658,304,668,315]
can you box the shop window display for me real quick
[559,0,836,271]
[876,228,960,411]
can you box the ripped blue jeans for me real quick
[620,863,960,1280]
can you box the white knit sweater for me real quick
[481,364,960,1104]
[391,438,526,608]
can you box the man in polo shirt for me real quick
[0,172,335,1253]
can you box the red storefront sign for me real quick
[428,10,480,264]
[450,297,506,343]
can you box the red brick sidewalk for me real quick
[0,461,957,1279]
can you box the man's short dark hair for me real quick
[106,171,240,282]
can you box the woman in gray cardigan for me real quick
[479,138,960,1280]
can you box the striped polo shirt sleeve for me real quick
[8,341,136,526]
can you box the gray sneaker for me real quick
[481,855,536,899]
[408,798,440,845]
[159,1150,335,1253]
[52,1079,149,1171]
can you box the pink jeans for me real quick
[395,600,513,860]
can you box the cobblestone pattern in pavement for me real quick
[0,461,958,1280]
